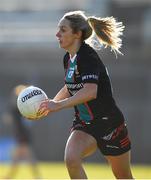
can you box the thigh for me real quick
[65,130,97,159]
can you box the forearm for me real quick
[58,83,97,109]
[53,85,70,101]
[38,84,97,116]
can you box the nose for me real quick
[56,31,60,38]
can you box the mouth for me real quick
[59,40,63,45]
[57,39,61,43]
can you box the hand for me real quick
[37,99,61,118]
[24,115,40,121]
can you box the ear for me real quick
[75,30,82,39]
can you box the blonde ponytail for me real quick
[62,11,124,56]
[87,16,125,56]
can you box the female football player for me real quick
[38,11,133,179]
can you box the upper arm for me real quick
[79,53,101,84]
[83,83,98,99]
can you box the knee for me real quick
[113,169,133,179]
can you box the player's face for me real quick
[56,19,80,50]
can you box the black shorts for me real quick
[70,119,131,156]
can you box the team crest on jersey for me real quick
[67,67,74,79]
[68,70,74,78]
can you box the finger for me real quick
[37,108,46,115]
[36,110,49,119]
[39,103,46,109]
[37,108,48,117]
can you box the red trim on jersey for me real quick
[84,102,94,120]
[120,136,130,148]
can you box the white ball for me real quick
[17,86,48,120]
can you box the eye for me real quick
[59,26,67,33]
[61,27,66,32]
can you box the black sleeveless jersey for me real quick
[63,42,124,128]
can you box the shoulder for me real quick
[77,43,104,67]
[78,43,98,57]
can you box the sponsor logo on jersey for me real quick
[102,131,114,141]
[106,145,119,149]
[66,83,83,89]
[82,74,98,81]
[66,83,83,95]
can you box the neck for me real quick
[67,41,81,58]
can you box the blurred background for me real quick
[0,0,151,175]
